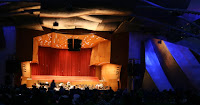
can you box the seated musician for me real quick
[66,81,70,89]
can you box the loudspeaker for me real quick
[0,27,5,50]
[68,39,73,51]
[74,39,82,51]
[68,39,82,51]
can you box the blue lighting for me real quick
[145,40,173,91]
[129,32,141,59]
[141,0,165,9]
[3,26,16,55]
[183,0,200,21]
[165,41,200,90]
[0,2,9,6]
[176,37,200,55]
[0,26,16,85]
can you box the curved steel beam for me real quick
[132,14,200,38]
[141,0,200,15]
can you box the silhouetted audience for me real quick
[0,84,200,105]
[50,80,56,89]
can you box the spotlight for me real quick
[158,40,162,44]
[53,21,59,26]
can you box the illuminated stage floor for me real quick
[31,75,100,82]
[22,75,101,88]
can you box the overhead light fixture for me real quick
[158,39,162,44]
[53,21,59,26]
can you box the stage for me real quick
[21,75,102,89]
[31,75,99,82]
[21,33,121,91]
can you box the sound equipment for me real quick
[133,64,142,76]
[0,27,5,50]
[67,39,82,51]
[74,39,82,51]
[68,39,73,51]
[128,59,141,76]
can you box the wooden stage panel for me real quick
[31,75,99,82]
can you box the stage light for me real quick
[53,21,59,26]
[158,40,162,44]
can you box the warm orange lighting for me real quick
[21,61,31,78]
[90,41,111,65]
[101,64,122,91]
[34,32,107,49]
[32,32,108,63]
[21,75,101,88]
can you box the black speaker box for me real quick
[74,39,82,51]
[0,27,6,50]
[68,39,82,51]
[68,39,73,51]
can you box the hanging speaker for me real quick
[68,39,82,51]
[68,39,73,51]
[74,39,82,51]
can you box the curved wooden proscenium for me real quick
[101,64,122,91]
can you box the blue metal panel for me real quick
[183,0,200,21]
[176,37,200,55]
[145,40,173,91]
[129,32,141,60]
[165,41,200,90]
